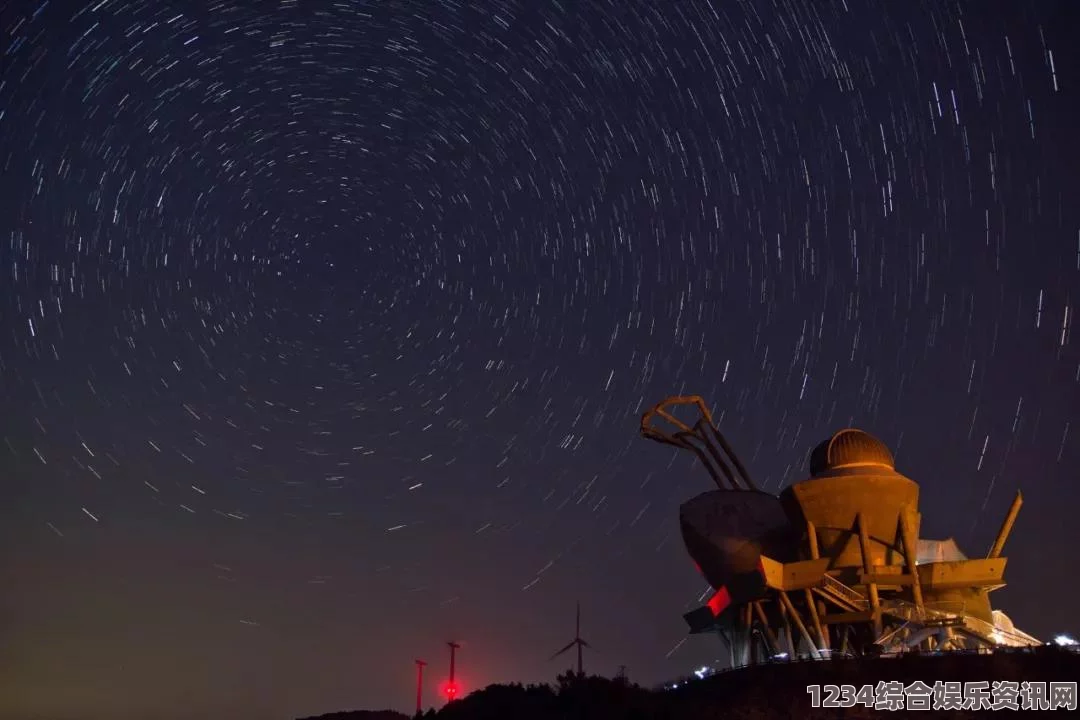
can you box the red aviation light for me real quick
[442,680,461,700]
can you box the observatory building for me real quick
[640,395,1040,666]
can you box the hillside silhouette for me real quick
[298,711,411,720]
[299,646,1080,720]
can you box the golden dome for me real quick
[809,429,895,476]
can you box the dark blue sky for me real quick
[1,1,1078,718]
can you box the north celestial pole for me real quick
[1,2,1078,720]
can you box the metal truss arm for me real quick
[640,395,758,492]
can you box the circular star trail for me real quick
[1,1,1078,719]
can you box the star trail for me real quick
[1,1,1078,719]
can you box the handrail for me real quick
[820,575,868,609]
[962,614,1042,647]
[877,598,1041,648]
[814,578,1039,650]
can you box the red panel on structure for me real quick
[706,586,731,617]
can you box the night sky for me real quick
[2,1,1078,718]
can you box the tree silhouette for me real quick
[299,647,1080,720]
[434,681,557,720]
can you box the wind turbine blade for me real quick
[579,639,592,649]
[550,641,576,659]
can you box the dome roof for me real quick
[809,429,895,476]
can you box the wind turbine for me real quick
[444,641,461,701]
[414,659,427,715]
[550,602,591,676]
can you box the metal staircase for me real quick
[816,574,869,612]
[876,598,1039,647]
[813,575,1041,650]
[949,611,1041,648]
